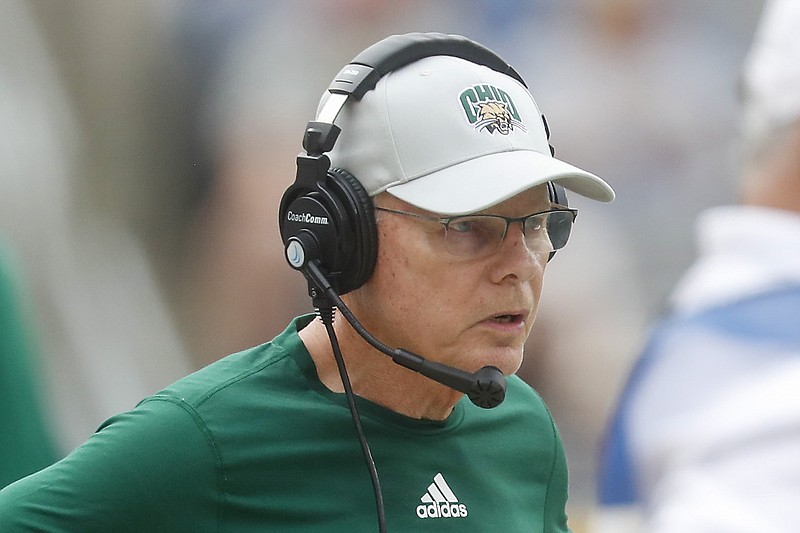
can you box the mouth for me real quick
[488,313,525,325]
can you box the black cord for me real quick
[316,305,387,533]
[305,262,394,356]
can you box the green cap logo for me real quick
[459,84,526,135]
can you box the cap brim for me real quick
[386,150,615,215]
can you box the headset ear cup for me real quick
[326,168,377,294]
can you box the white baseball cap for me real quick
[741,0,800,144]
[320,54,615,215]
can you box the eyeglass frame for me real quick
[373,204,578,258]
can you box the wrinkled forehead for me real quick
[378,183,552,217]
[474,183,552,216]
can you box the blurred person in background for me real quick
[0,0,191,454]
[595,0,800,530]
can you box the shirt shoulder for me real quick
[0,398,221,532]
[149,314,316,411]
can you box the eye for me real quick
[449,219,478,234]
[546,211,574,250]
[525,216,545,233]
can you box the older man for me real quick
[0,33,613,532]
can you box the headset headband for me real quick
[330,32,526,100]
[305,32,526,155]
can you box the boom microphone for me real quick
[301,258,507,409]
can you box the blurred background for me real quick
[0,0,765,529]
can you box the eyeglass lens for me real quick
[443,211,573,257]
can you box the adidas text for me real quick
[416,502,468,519]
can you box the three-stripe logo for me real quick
[415,473,468,519]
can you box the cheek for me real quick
[524,267,548,332]
[363,231,456,328]
[372,244,438,307]
[372,221,436,287]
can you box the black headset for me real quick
[279,32,568,296]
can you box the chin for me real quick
[497,358,523,377]
[474,348,523,376]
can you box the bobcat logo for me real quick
[475,101,524,135]
[459,84,526,135]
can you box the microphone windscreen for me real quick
[467,366,506,409]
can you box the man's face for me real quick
[344,184,552,377]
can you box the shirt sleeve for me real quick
[0,246,59,486]
[0,396,222,532]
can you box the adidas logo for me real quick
[415,473,468,519]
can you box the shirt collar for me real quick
[670,205,800,314]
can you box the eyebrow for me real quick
[373,194,552,218]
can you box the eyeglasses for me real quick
[374,205,578,258]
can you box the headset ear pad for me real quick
[278,167,377,295]
[324,167,378,294]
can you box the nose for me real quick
[491,222,546,283]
